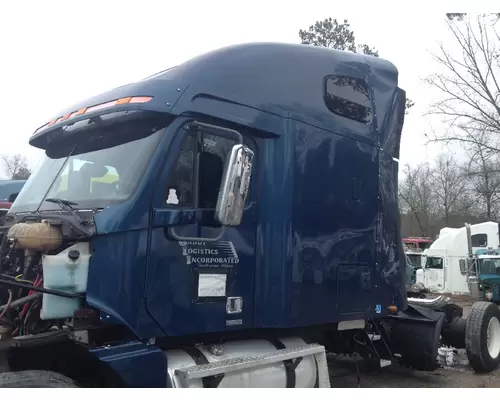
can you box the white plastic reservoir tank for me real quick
[40,242,91,320]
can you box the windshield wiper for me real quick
[44,197,90,227]
[45,197,78,211]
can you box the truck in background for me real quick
[415,221,499,294]
[460,223,500,303]
[403,237,433,288]
[0,180,27,221]
[403,237,433,252]
[0,43,499,387]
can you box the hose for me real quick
[0,293,42,312]
[0,228,9,273]
[0,278,84,299]
[0,290,12,319]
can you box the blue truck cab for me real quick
[464,248,500,303]
[0,43,498,388]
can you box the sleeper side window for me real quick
[165,125,253,208]
[323,75,372,124]
[471,233,488,248]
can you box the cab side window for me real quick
[165,128,238,208]
[425,257,443,270]
[199,134,232,208]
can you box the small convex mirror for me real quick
[215,144,254,226]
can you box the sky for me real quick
[0,0,496,178]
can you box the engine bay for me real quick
[0,214,93,340]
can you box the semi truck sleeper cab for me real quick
[0,42,498,388]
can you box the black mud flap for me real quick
[384,304,445,371]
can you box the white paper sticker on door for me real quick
[198,273,227,297]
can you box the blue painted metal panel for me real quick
[91,341,167,388]
[288,120,381,326]
[253,119,294,328]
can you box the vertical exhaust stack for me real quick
[464,222,480,297]
[497,222,500,249]
[465,223,473,258]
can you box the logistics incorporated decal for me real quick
[179,240,239,267]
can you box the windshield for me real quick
[479,258,500,275]
[11,113,168,212]
[407,254,421,267]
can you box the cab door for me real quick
[424,254,445,292]
[145,119,258,336]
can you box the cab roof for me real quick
[30,42,402,148]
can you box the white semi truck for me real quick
[415,222,500,294]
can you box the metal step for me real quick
[380,359,391,367]
[173,343,330,388]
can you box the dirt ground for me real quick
[327,294,500,388]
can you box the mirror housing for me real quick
[459,259,467,275]
[215,144,254,226]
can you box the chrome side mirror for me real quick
[215,144,254,226]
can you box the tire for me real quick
[465,301,500,373]
[0,370,78,388]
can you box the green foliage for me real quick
[12,166,30,180]
[299,18,379,56]
[2,154,31,180]
[446,13,500,21]
[298,17,414,114]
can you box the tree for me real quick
[2,154,31,180]
[425,14,500,153]
[465,134,500,219]
[429,152,472,224]
[299,18,415,113]
[398,163,436,236]
[446,13,500,22]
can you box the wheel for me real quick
[0,370,78,387]
[465,301,500,373]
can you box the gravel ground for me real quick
[327,294,500,388]
[328,355,500,388]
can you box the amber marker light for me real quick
[33,96,153,135]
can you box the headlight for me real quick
[486,290,494,301]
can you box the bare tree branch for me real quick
[2,154,31,180]
[428,152,473,224]
[426,15,500,152]
[398,163,436,236]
